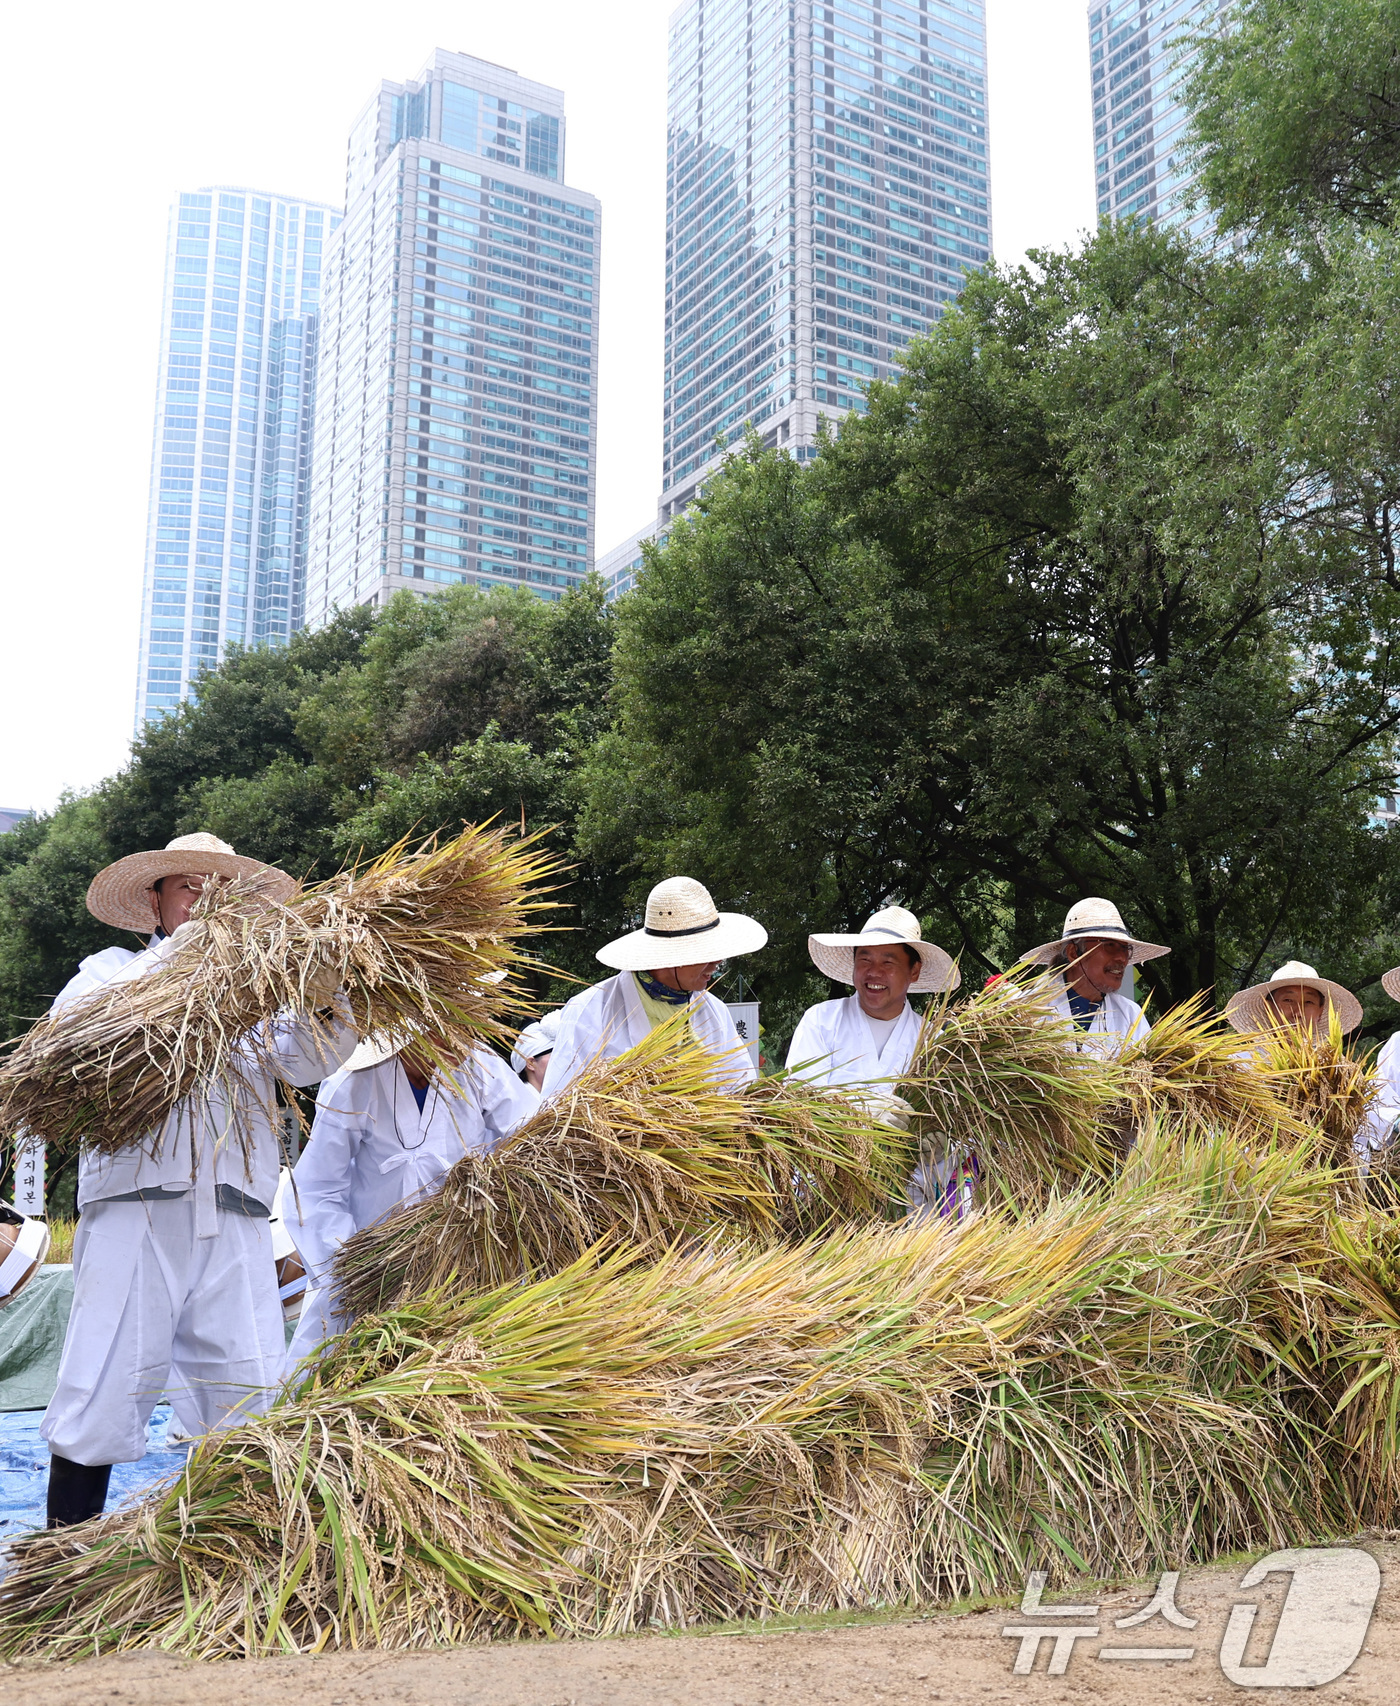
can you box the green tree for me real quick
[586,221,1400,1024]
[1187,0,1400,237]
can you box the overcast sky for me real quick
[0,0,1094,814]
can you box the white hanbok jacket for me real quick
[1352,1031,1400,1160]
[784,994,923,1088]
[285,1049,539,1288]
[540,971,756,1100]
[51,938,356,1233]
[1044,973,1151,1060]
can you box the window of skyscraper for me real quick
[441,82,479,153]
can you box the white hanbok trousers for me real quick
[41,1196,286,1466]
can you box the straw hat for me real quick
[595,877,767,973]
[1226,961,1362,1036]
[807,906,959,996]
[87,832,295,932]
[1020,897,1170,967]
[1381,964,1400,1003]
[510,1010,561,1075]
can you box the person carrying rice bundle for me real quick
[39,834,357,1529]
[540,877,766,1098]
[280,1029,540,1370]
[1228,961,1388,1163]
[785,906,959,1086]
[784,906,965,1221]
[1020,897,1169,1059]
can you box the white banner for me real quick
[725,1001,761,1071]
[13,1133,45,1218]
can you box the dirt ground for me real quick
[2,1539,1396,1706]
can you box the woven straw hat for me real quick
[1227,961,1362,1036]
[1020,897,1170,967]
[86,832,296,932]
[510,1010,561,1075]
[595,877,767,973]
[1382,964,1400,1004]
[807,906,959,996]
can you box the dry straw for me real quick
[335,1014,913,1319]
[0,1126,1386,1658]
[0,826,560,1155]
[898,971,1124,1206]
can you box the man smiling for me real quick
[786,906,959,1087]
[1021,898,1170,1057]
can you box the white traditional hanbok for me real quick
[540,971,756,1099]
[41,935,356,1468]
[282,1048,539,1368]
[784,992,923,1087]
[1044,974,1151,1060]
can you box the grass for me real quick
[42,1220,74,1265]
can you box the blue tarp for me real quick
[0,1404,189,1540]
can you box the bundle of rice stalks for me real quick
[1249,1014,1379,1175]
[336,1016,913,1318]
[0,1132,1370,1659]
[899,971,1124,1208]
[1111,994,1302,1150]
[0,826,559,1155]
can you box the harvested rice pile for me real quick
[1109,994,1307,1155]
[0,1124,1385,1658]
[336,1016,913,1318]
[899,973,1124,1207]
[0,827,558,1153]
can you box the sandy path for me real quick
[2,1540,1395,1705]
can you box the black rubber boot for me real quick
[45,1455,112,1528]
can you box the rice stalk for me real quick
[899,971,1125,1208]
[1111,993,1303,1151]
[1249,1012,1379,1177]
[334,1015,913,1318]
[0,825,561,1155]
[0,1130,1372,1659]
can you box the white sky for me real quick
[0,0,1093,813]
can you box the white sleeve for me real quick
[255,1008,359,1089]
[288,1071,370,1283]
[1359,1033,1400,1155]
[784,1005,833,1082]
[539,987,600,1101]
[694,993,757,1089]
[475,1050,541,1146]
[49,945,145,1013]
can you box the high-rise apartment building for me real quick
[1089,0,1228,238]
[660,0,990,520]
[136,188,339,726]
[304,50,600,626]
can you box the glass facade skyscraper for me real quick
[661,0,990,519]
[1089,0,1228,238]
[304,50,600,626]
[135,187,340,727]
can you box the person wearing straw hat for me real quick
[786,907,959,1088]
[1370,964,1400,1164]
[1229,960,1391,1162]
[1020,897,1169,1059]
[39,834,357,1528]
[280,1028,540,1371]
[1225,961,1364,1042]
[511,1010,562,1090]
[539,877,767,1099]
